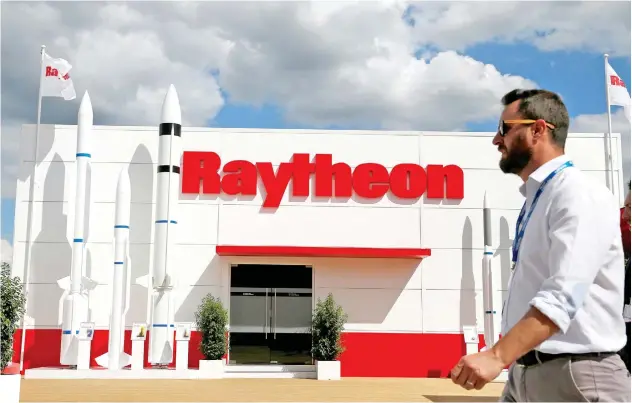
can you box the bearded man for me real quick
[450,89,630,401]
[620,181,631,371]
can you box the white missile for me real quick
[58,91,98,366]
[148,84,182,366]
[95,168,133,370]
[482,191,496,350]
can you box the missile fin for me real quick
[95,352,108,368]
[81,276,98,291]
[95,351,132,369]
[118,352,132,368]
[57,276,71,291]
[135,274,149,288]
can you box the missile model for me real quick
[148,84,182,366]
[58,91,98,366]
[481,191,496,350]
[95,168,133,370]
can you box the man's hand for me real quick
[450,350,505,390]
[450,306,560,391]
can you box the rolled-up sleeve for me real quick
[529,185,617,334]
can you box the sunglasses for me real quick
[497,119,556,137]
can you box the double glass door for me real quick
[229,265,313,365]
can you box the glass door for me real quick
[228,264,313,365]
[229,287,272,364]
[269,287,313,364]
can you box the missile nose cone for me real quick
[116,168,131,198]
[78,91,93,118]
[161,84,181,125]
[483,191,490,209]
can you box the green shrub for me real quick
[194,294,228,361]
[1,262,26,371]
[310,293,348,361]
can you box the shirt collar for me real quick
[518,154,571,198]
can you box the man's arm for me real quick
[492,183,616,366]
[490,306,559,366]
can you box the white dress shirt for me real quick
[501,154,627,354]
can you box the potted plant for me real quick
[311,293,347,380]
[1,262,26,403]
[194,293,228,378]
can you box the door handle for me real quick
[265,288,268,339]
[274,288,277,339]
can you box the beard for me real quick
[499,134,533,174]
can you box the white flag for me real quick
[41,51,76,101]
[607,61,631,107]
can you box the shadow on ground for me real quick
[424,396,499,402]
[21,378,505,402]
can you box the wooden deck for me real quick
[20,378,504,402]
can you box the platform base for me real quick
[24,365,317,379]
[24,368,196,379]
[0,374,21,403]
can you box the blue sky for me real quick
[210,43,631,131]
[2,41,629,243]
[1,2,631,249]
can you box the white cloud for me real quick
[1,239,13,265]
[0,1,629,202]
[1,122,22,199]
[571,107,631,187]
[1,2,229,199]
[407,2,630,56]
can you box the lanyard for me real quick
[512,160,574,266]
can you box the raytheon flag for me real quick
[41,50,76,101]
[606,60,631,123]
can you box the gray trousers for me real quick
[500,353,631,402]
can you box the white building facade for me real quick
[10,124,625,377]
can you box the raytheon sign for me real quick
[181,151,465,208]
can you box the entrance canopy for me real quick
[216,245,431,259]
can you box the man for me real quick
[621,200,630,260]
[620,181,631,371]
[450,89,630,401]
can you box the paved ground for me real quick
[20,378,504,402]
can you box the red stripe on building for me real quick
[216,245,432,259]
[12,329,485,377]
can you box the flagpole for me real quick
[604,53,616,195]
[19,44,46,372]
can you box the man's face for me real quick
[624,192,631,225]
[492,102,533,175]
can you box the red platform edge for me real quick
[13,329,486,377]
[1,362,20,375]
[215,245,432,259]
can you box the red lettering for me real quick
[611,75,626,88]
[181,151,220,194]
[353,163,390,198]
[180,151,465,207]
[290,154,314,197]
[314,154,352,198]
[45,66,69,80]
[426,164,464,199]
[45,66,59,77]
[390,164,426,198]
[221,160,257,195]
[257,162,293,208]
